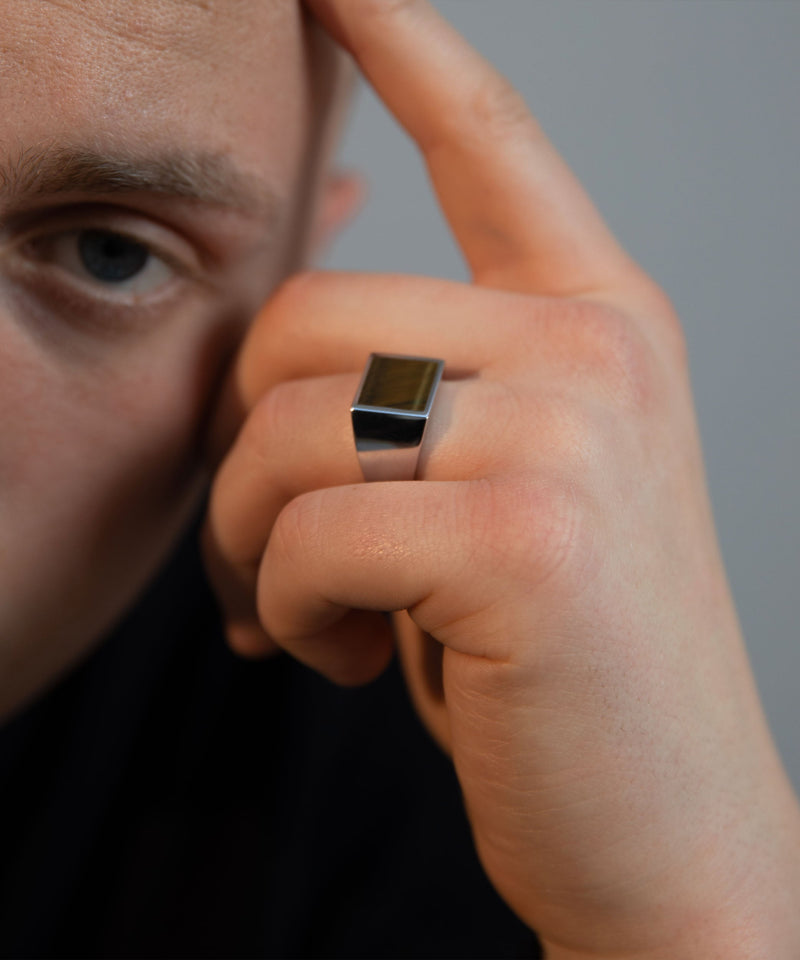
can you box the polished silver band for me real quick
[351,353,444,482]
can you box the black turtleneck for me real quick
[0,507,541,959]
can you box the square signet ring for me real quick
[350,353,445,482]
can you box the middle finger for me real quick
[229,272,526,419]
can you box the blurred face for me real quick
[0,0,342,716]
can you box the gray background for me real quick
[322,1,800,790]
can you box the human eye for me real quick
[35,227,174,296]
[1,205,206,338]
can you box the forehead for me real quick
[0,0,311,186]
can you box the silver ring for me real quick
[351,353,444,482]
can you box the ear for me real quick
[307,168,366,262]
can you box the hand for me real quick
[201,1,800,955]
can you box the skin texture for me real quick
[2,0,799,954]
[0,0,353,717]
[202,0,800,956]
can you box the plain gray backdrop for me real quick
[322,0,800,791]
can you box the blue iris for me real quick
[78,230,149,283]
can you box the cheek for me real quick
[0,313,236,642]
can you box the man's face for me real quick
[0,0,338,715]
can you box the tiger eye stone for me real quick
[357,355,442,412]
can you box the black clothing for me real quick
[0,509,541,958]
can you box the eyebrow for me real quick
[0,142,282,222]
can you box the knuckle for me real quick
[540,402,604,479]
[357,0,418,17]
[475,478,598,597]
[423,72,535,158]
[244,381,301,472]
[343,0,431,42]
[466,73,534,140]
[562,300,659,413]
[646,285,690,371]
[619,273,690,372]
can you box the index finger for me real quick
[306,0,640,297]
